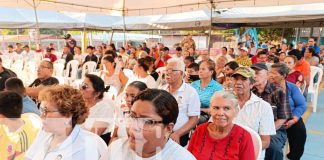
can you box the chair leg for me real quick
[313,93,318,112]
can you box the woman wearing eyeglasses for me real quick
[110,81,148,142]
[104,89,196,160]
[80,74,115,144]
[25,85,107,160]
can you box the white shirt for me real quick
[214,54,234,63]
[82,98,115,134]
[160,81,200,131]
[233,92,276,159]
[22,50,35,62]
[25,125,107,160]
[127,75,157,89]
[103,138,196,160]
[114,102,129,138]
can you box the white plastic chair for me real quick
[53,63,65,77]
[64,60,79,84]
[81,61,97,78]
[308,66,323,112]
[57,59,66,65]
[235,123,262,160]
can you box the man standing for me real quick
[142,42,150,53]
[302,37,320,55]
[22,45,35,63]
[231,67,276,159]
[214,47,233,63]
[251,63,292,160]
[160,58,200,147]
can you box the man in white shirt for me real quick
[231,67,276,159]
[159,58,200,147]
[22,45,35,63]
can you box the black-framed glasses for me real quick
[40,106,60,117]
[80,83,89,90]
[165,68,182,73]
[126,113,163,131]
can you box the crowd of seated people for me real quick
[0,34,321,160]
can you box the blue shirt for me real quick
[286,81,307,118]
[23,96,40,115]
[302,45,320,55]
[191,79,223,108]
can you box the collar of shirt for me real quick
[252,81,274,94]
[55,125,81,151]
[164,80,186,93]
[244,92,263,107]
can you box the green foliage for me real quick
[40,29,64,35]
[257,28,295,42]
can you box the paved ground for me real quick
[302,89,324,160]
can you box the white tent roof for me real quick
[1,0,324,16]
[0,7,84,29]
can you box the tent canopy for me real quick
[1,0,324,16]
[1,2,324,30]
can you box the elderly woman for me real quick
[110,81,148,142]
[80,74,115,144]
[25,85,107,159]
[104,89,196,159]
[268,63,307,160]
[188,90,255,160]
[191,60,223,123]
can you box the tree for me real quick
[257,28,295,43]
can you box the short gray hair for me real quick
[210,90,239,111]
[167,58,185,73]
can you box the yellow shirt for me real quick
[235,56,252,67]
[0,114,41,160]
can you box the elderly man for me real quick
[197,50,214,65]
[159,58,200,147]
[251,63,292,160]
[231,67,276,159]
[61,46,74,69]
[26,60,59,99]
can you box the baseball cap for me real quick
[251,63,268,71]
[69,40,76,45]
[240,47,248,52]
[232,67,255,79]
[64,34,71,39]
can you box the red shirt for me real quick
[286,71,304,84]
[156,55,172,69]
[188,123,255,160]
[44,53,57,62]
[251,55,258,64]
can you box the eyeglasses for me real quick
[165,68,182,73]
[80,83,89,90]
[40,106,60,117]
[38,66,51,70]
[126,113,163,131]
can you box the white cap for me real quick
[240,47,248,52]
